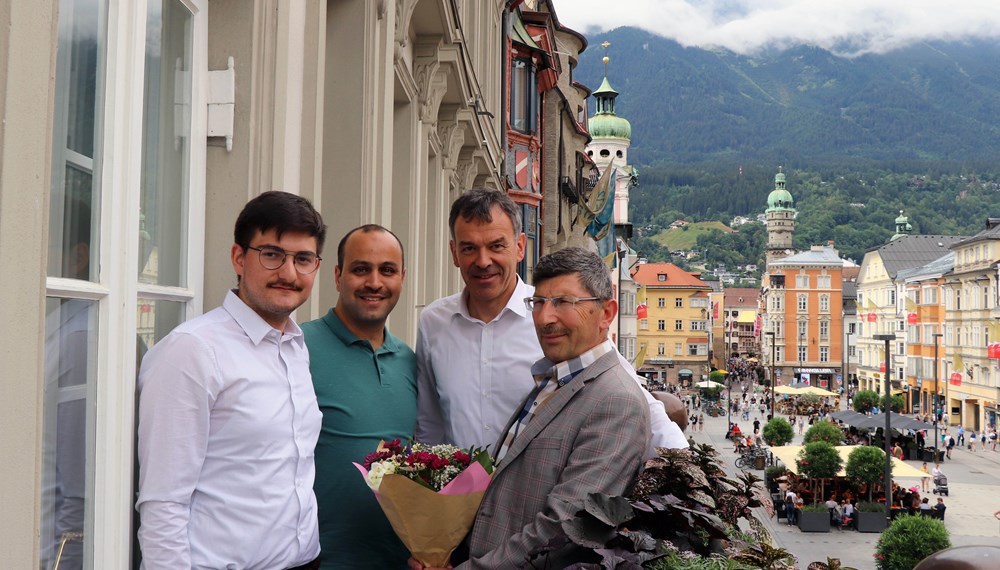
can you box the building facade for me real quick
[632,263,713,386]
[1,0,598,566]
[723,288,761,358]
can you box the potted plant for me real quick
[852,390,880,413]
[905,440,919,461]
[803,420,846,445]
[797,503,832,533]
[764,465,786,493]
[796,441,843,504]
[762,418,794,447]
[855,501,889,533]
[874,514,950,570]
[846,446,893,533]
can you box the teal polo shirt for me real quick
[302,309,417,569]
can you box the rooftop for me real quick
[632,263,713,289]
[869,234,967,278]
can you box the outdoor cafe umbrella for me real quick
[774,385,802,395]
[694,380,725,389]
[799,386,837,397]
[853,412,929,431]
[829,409,866,424]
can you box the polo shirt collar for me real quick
[223,289,304,345]
[457,276,532,322]
[320,308,400,353]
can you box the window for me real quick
[688,343,707,356]
[771,295,783,311]
[889,289,896,305]
[658,297,665,308]
[639,319,648,330]
[922,286,938,304]
[510,58,537,133]
[518,204,539,279]
[797,294,807,312]
[897,319,905,332]
[675,297,683,307]
[798,320,807,337]
[819,346,829,362]
[819,294,830,313]
[657,343,665,355]
[691,320,707,331]
[796,274,810,288]
[819,320,829,340]
[42,0,206,566]
[776,346,784,362]
[774,320,783,337]
[849,345,856,357]
[897,342,905,356]
[818,275,832,288]
[674,319,683,331]
[674,343,683,355]
[798,345,807,361]
[849,322,856,334]
[657,319,665,331]
[956,290,961,310]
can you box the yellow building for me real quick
[899,253,951,416]
[941,219,1000,430]
[633,263,712,386]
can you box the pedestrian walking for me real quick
[920,462,930,492]
[698,413,705,432]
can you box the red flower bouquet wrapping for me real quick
[354,440,493,567]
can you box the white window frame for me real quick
[44,1,208,566]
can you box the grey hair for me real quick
[449,187,522,237]
[533,247,613,300]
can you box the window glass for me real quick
[48,0,106,281]
[139,0,193,286]
[136,299,186,355]
[41,298,99,569]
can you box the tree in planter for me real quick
[709,369,727,385]
[803,420,845,445]
[796,441,843,502]
[762,417,794,447]
[881,394,904,413]
[873,514,950,570]
[845,446,891,502]
[852,390,880,413]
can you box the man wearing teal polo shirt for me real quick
[303,224,414,569]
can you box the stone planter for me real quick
[920,448,945,462]
[856,510,889,533]
[797,510,831,532]
[906,447,920,460]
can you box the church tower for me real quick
[765,167,796,271]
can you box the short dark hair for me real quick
[532,247,613,300]
[448,187,522,238]
[337,224,405,268]
[234,191,327,253]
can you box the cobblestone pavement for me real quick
[683,390,1000,569]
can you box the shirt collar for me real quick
[223,289,303,345]
[320,308,400,353]
[456,276,531,322]
[530,339,615,387]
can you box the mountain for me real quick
[574,28,1000,166]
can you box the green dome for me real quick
[588,114,632,139]
[766,169,794,211]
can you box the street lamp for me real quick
[765,331,776,419]
[933,332,943,459]
[875,333,896,523]
[799,332,805,384]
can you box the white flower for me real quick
[366,460,398,491]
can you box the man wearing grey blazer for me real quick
[413,247,650,569]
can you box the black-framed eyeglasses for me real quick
[524,295,604,312]
[246,245,322,274]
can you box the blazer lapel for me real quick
[493,350,619,476]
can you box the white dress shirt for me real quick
[415,278,687,455]
[136,291,321,570]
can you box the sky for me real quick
[554,0,1000,56]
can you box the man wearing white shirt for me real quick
[416,188,686,454]
[136,192,326,570]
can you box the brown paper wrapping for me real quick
[377,473,485,567]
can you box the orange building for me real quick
[763,245,845,389]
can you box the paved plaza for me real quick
[684,393,1000,569]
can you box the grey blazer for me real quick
[459,349,651,569]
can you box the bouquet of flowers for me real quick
[355,440,493,567]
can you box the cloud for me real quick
[553,0,1000,56]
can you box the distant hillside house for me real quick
[669,219,689,229]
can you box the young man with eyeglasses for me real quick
[415,188,686,454]
[411,248,650,569]
[136,191,326,570]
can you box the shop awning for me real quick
[687,337,708,344]
[769,445,930,478]
[678,368,694,375]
